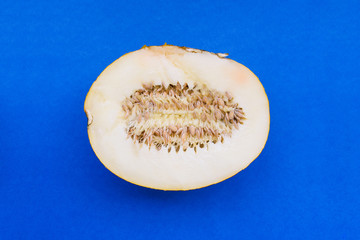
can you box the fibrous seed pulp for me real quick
[121,82,246,152]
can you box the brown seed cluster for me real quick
[121,82,246,152]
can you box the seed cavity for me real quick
[121,83,246,152]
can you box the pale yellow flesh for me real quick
[85,45,270,190]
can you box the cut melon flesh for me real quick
[84,45,270,190]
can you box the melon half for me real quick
[84,45,270,190]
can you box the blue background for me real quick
[1,0,359,239]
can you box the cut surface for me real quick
[85,45,270,190]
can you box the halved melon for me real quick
[84,45,269,190]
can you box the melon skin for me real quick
[85,45,270,191]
